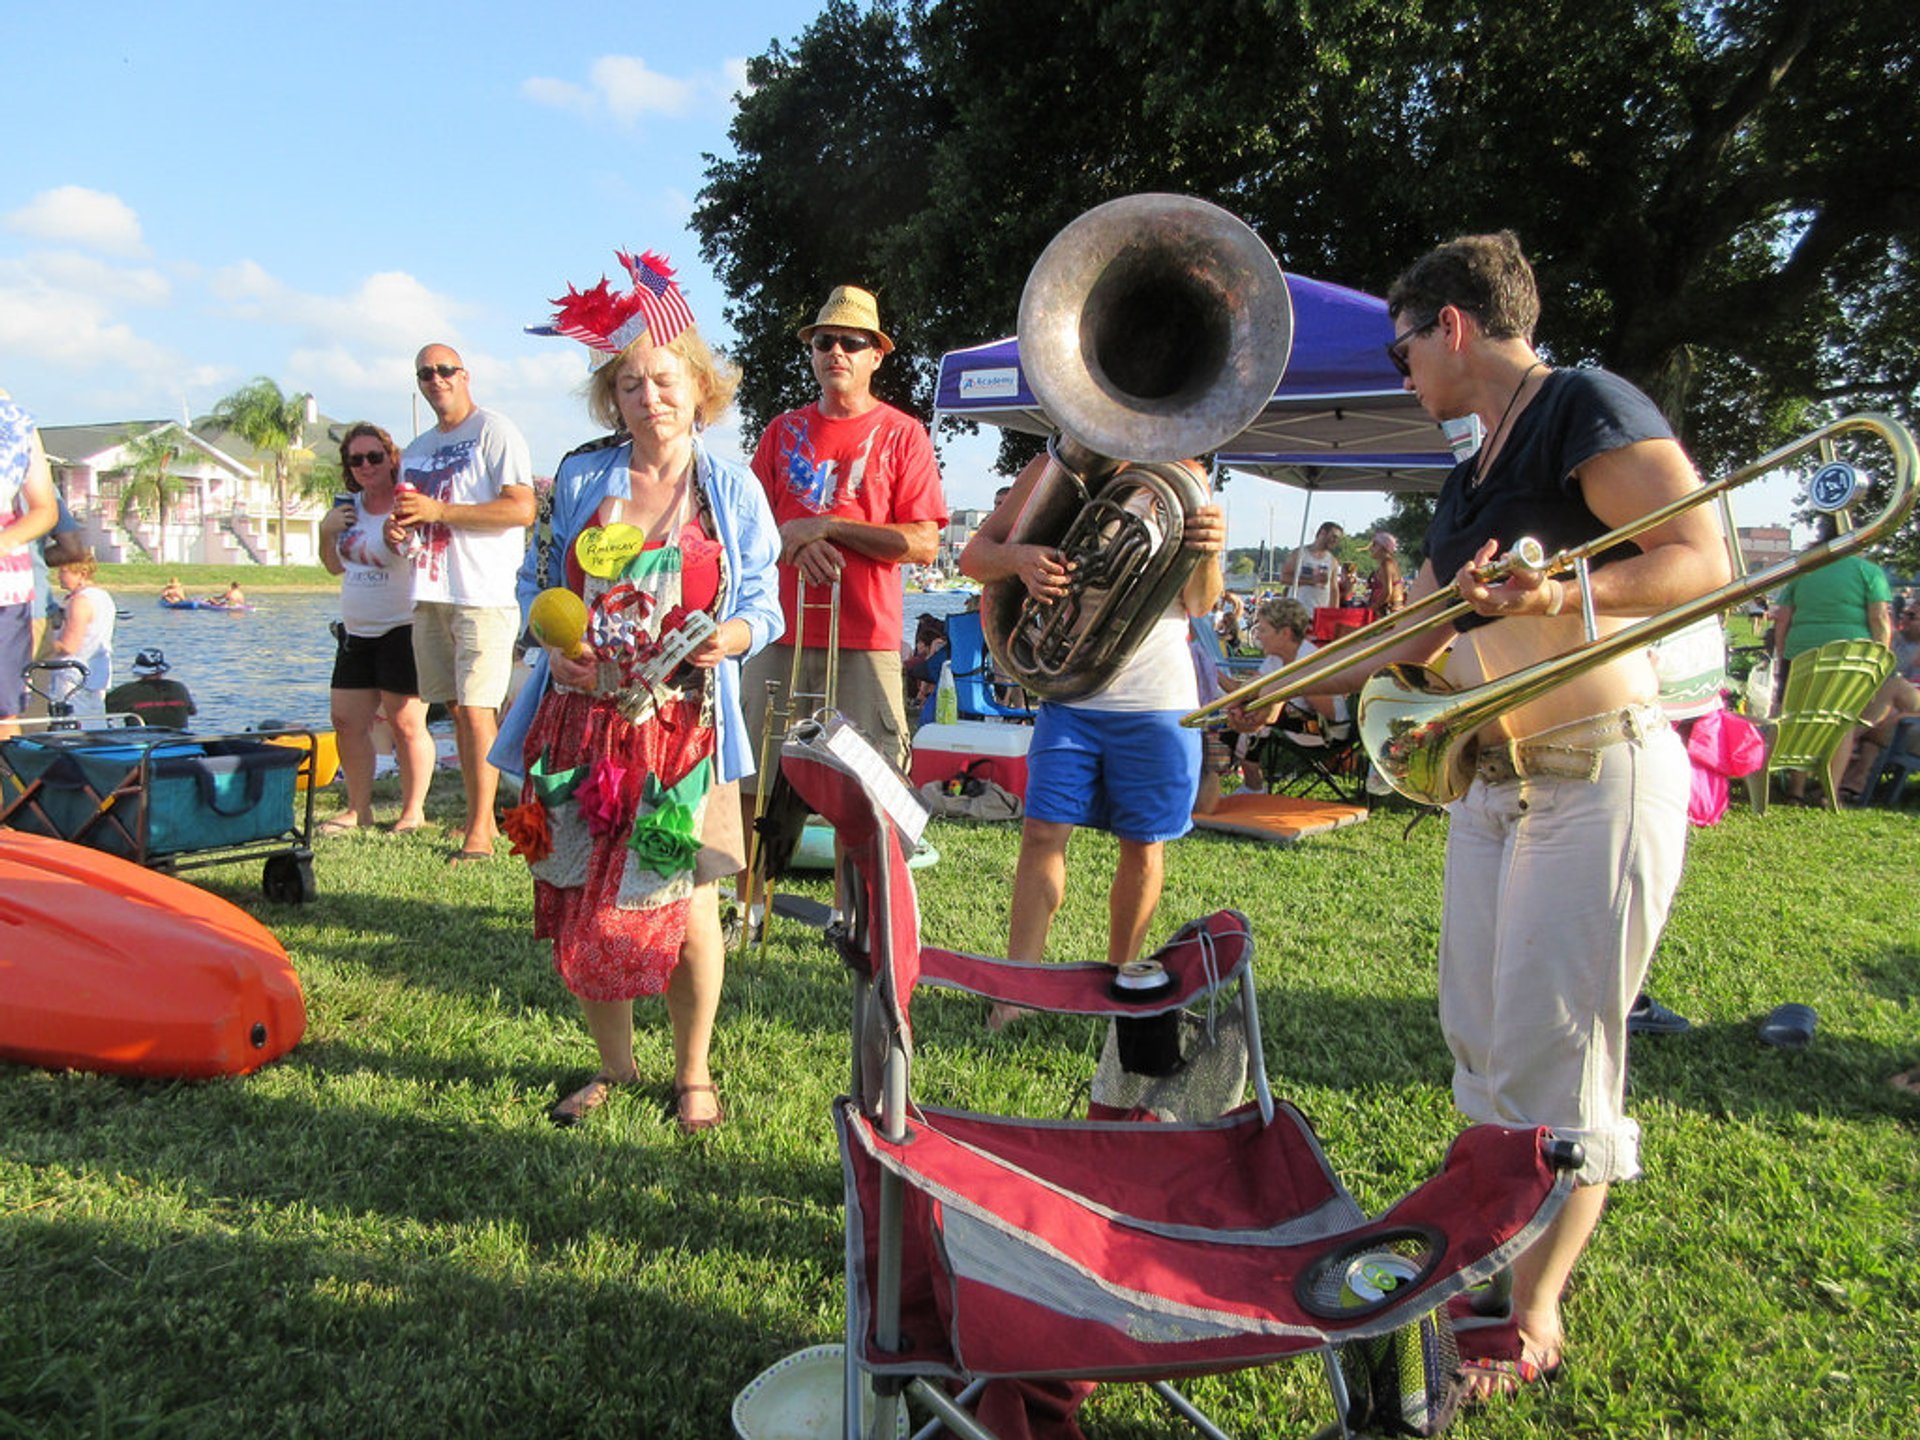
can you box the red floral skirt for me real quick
[522,687,713,1002]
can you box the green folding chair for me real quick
[1745,637,1894,813]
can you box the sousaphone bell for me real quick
[982,194,1293,701]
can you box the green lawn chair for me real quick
[1745,637,1894,813]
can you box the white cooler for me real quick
[909,721,1032,799]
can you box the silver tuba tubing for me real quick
[981,194,1292,702]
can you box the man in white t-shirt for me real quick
[389,344,535,863]
[961,455,1225,1027]
[1281,520,1345,610]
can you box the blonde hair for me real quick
[60,550,99,583]
[586,326,740,433]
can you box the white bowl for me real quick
[732,1345,909,1440]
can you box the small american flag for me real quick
[620,250,695,346]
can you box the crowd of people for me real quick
[9,224,1915,1419]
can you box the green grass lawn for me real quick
[2,776,1915,1438]
[99,562,335,592]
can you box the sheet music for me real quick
[823,718,930,846]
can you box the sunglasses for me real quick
[416,363,463,381]
[346,451,388,469]
[1385,317,1439,377]
[810,333,876,354]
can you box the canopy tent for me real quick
[933,271,1456,496]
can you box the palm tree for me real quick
[205,377,313,565]
[115,425,196,563]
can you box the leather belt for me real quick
[1472,706,1665,786]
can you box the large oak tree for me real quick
[697,0,1920,564]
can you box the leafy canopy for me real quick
[697,0,1920,569]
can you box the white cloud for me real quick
[4,186,149,258]
[522,54,698,126]
[721,56,754,101]
[210,262,469,351]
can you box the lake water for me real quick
[111,587,977,734]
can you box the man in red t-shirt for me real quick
[737,286,948,923]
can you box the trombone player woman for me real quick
[1234,231,1729,1401]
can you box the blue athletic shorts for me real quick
[1025,704,1200,842]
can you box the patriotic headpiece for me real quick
[532,250,696,354]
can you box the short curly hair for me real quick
[1254,596,1312,637]
[1386,230,1540,344]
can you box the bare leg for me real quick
[329,688,381,826]
[382,691,434,829]
[993,818,1072,1029]
[665,885,724,1125]
[449,701,500,854]
[1107,838,1164,966]
[550,996,643,1124]
[1461,1182,1602,1401]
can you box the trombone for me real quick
[1185,413,1917,806]
[739,578,840,952]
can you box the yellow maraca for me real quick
[528,587,590,658]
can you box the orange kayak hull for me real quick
[0,832,306,1077]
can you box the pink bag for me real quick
[1682,707,1767,826]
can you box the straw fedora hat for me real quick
[797,285,894,354]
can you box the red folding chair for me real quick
[776,715,1581,1440]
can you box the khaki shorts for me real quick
[739,645,908,794]
[412,601,519,708]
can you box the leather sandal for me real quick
[672,1082,725,1134]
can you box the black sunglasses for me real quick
[346,451,388,468]
[1384,317,1439,377]
[810,333,876,354]
[416,363,463,381]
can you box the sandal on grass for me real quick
[316,816,363,838]
[548,1074,632,1128]
[671,1082,725,1134]
[1454,1317,1563,1405]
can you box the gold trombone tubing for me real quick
[739,579,840,954]
[1183,413,1917,805]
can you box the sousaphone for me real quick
[981,194,1292,701]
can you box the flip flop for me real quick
[316,816,363,838]
[1888,1065,1920,1096]
[671,1082,725,1134]
[1758,1002,1817,1049]
[1454,1317,1563,1405]
[548,1074,634,1127]
[446,848,495,866]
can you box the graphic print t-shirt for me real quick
[750,401,946,650]
[398,407,532,607]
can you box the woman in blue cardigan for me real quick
[497,255,782,1131]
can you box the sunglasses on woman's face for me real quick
[346,451,387,468]
[1385,317,1439,377]
[811,333,875,354]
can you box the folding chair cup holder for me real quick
[762,712,1582,1440]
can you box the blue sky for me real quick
[0,0,1409,550]
[3,4,1789,553]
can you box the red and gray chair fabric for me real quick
[777,715,1582,1440]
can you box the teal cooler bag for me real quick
[1,734,303,858]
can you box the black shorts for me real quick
[330,624,421,696]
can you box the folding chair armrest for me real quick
[917,911,1253,1016]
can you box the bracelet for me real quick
[1545,579,1566,617]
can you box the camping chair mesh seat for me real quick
[776,716,1581,1440]
[1745,637,1894,814]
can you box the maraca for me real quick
[528,587,590,658]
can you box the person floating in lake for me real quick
[159,576,187,604]
[207,580,246,609]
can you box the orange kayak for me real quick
[0,832,305,1077]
